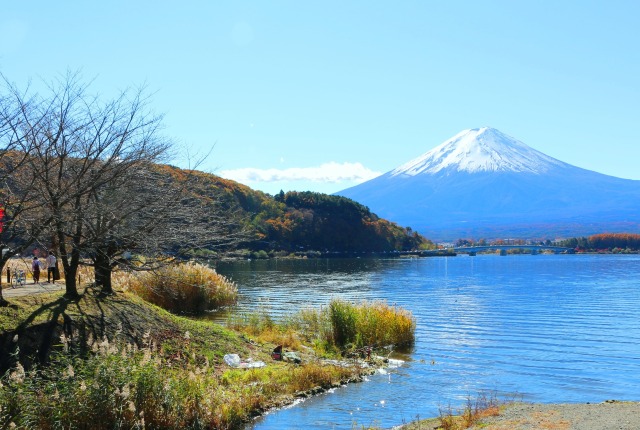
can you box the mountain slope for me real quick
[337,127,640,240]
[156,165,432,253]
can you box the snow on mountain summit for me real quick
[391,127,567,176]
[337,127,640,240]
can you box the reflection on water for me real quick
[211,255,640,429]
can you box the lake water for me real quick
[213,254,640,429]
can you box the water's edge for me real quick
[210,255,640,429]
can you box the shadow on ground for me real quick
[0,286,181,373]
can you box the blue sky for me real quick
[1,1,638,195]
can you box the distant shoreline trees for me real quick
[453,233,640,253]
[557,233,640,252]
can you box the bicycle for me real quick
[11,269,26,288]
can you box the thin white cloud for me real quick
[220,162,381,184]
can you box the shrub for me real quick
[438,391,503,430]
[0,331,362,429]
[327,299,415,349]
[329,299,358,347]
[251,250,269,260]
[227,309,305,350]
[124,262,237,314]
[183,248,219,259]
[1,337,251,429]
[227,307,275,336]
[238,299,416,353]
[353,299,416,349]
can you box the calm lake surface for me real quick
[213,254,640,429]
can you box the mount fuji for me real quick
[336,127,640,240]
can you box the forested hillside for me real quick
[557,233,640,252]
[160,166,432,255]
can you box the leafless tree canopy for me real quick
[0,79,57,304]
[0,72,243,301]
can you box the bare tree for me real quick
[84,162,249,295]
[5,73,171,298]
[82,163,176,295]
[0,80,55,305]
[2,72,248,300]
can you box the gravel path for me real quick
[469,401,640,430]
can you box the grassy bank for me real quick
[0,288,372,429]
[229,299,416,357]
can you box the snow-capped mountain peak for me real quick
[337,127,640,240]
[391,127,566,176]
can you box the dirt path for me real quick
[1,281,65,298]
[469,401,640,430]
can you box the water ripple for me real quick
[212,255,640,429]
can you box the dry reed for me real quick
[123,262,238,314]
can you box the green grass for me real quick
[0,288,370,429]
[303,299,415,351]
[231,299,416,356]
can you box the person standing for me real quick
[46,252,57,283]
[32,256,41,283]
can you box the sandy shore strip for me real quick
[403,400,640,430]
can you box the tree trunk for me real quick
[57,216,80,299]
[0,253,7,306]
[63,265,79,299]
[95,251,113,295]
[0,274,5,306]
[59,245,80,299]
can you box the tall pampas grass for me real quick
[123,262,237,314]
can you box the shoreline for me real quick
[0,289,408,428]
[218,249,640,262]
[402,400,640,430]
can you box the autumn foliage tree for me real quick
[557,233,640,251]
[259,191,431,252]
[587,233,640,250]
